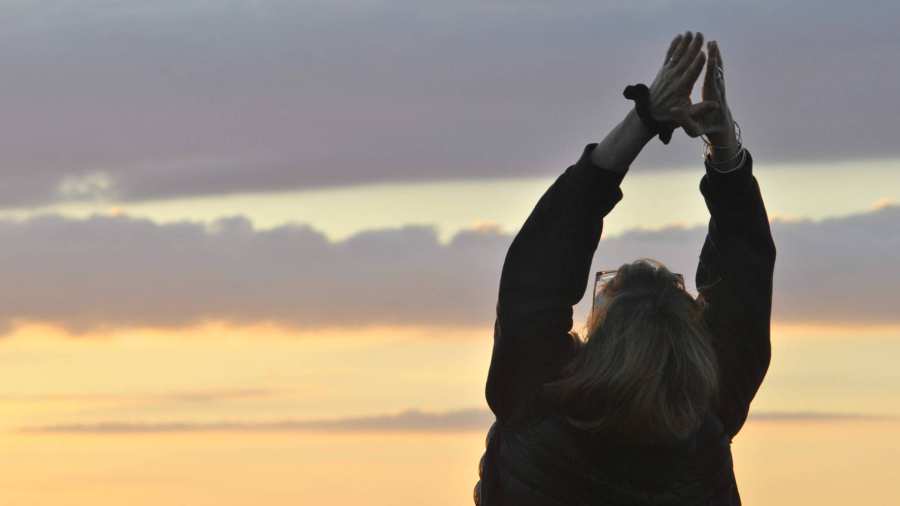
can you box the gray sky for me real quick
[0,0,898,206]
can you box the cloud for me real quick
[20,407,897,434]
[20,407,496,434]
[0,203,899,335]
[0,0,898,206]
[0,212,509,334]
[0,388,277,404]
[595,206,900,326]
[872,198,897,211]
[746,411,898,422]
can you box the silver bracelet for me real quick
[701,120,742,159]
[702,120,745,172]
[707,146,746,173]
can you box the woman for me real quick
[475,31,775,506]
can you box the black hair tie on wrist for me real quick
[623,83,677,145]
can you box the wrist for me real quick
[707,142,741,164]
[588,107,656,173]
[707,147,745,173]
[706,132,737,148]
[626,107,656,143]
[705,121,740,163]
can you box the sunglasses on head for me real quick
[591,269,685,319]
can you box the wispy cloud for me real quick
[0,0,898,206]
[20,407,898,435]
[20,408,496,434]
[0,388,277,404]
[748,411,899,422]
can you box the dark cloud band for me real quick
[0,204,898,335]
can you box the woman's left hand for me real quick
[670,39,737,144]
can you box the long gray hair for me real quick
[543,259,720,445]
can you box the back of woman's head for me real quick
[543,258,719,445]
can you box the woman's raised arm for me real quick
[485,31,711,425]
[681,39,776,440]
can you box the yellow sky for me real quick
[2,321,899,431]
[2,321,899,505]
[2,392,898,506]
[4,157,899,243]
[3,422,899,505]
[1,301,897,505]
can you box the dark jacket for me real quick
[474,143,775,505]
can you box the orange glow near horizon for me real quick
[4,319,900,343]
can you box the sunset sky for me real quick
[2,1,900,505]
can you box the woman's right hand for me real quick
[670,39,738,150]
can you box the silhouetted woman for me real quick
[475,31,775,505]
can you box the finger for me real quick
[711,40,723,71]
[669,31,693,66]
[710,41,727,100]
[674,31,703,73]
[678,50,706,90]
[703,40,717,98]
[670,106,703,137]
[664,34,682,64]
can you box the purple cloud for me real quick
[0,203,897,335]
[0,0,897,206]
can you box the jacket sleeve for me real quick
[695,148,776,440]
[485,143,627,426]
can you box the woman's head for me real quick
[543,258,719,445]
